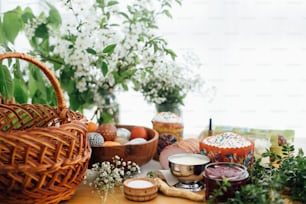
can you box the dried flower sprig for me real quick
[84,155,141,203]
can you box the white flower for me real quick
[136,51,206,105]
[4,0,184,123]
[85,155,140,198]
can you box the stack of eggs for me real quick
[87,122,158,166]
[87,122,149,147]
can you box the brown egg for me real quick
[98,123,117,141]
[103,141,121,146]
[130,126,148,140]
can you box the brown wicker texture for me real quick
[0,52,91,204]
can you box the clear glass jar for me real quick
[203,162,249,202]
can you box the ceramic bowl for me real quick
[89,125,158,167]
[123,177,158,202]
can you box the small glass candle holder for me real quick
[203,162,249,202]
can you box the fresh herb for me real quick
[207,177,231,204]
[275,147,306,203]
[208,145,305,204]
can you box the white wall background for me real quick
[1,0,306,151]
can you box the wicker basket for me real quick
[0,52,91,204]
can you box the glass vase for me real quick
[95,91,120,124]
[155,103,181,116]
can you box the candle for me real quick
[208,118,213,136]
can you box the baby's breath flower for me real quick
[84,155,141,202]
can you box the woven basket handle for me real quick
[0,52,66,110]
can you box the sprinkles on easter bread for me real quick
[200,132,254,168]
[203,132,252,148]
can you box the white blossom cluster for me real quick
[136,51,205,105]
[22,0,171,111]
[85,155,140,194]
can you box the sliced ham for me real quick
[159,138,200,169]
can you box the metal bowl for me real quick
[168,153,210,183]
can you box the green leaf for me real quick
[45,85,57,106]
[40,38,50,52]
[86,48,97,55]
[118,12,130,21]
[13,79,28,103]
[107,1,118,6]
[12,60,28,103]
[101,61,108,76]
[163,10,172,18]
[175,0,183,5]
[31,89,47,104]
[100,112,114,124]
[68,92,84,111]
[13,59,23,79]
[28,64,47,99]
[0,22,7,44]
[35,23,48,38]
[96,0,105,9]
[0,64,14,99]
[21,7,35,23]
[3,7,24,43]
[46,3,62,28]
[60,66,75,93]
[121,83,128,91]
[165,48,177,59]
[103,44,116,54]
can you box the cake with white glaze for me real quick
[200,132,254,168]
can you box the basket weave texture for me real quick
[0,52,91,204]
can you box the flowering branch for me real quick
[0,0,181,123]
[85,155,141,203]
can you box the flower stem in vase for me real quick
[155,103,181,115]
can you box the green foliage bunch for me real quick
[208,145,306,204]
[0,0,181,123]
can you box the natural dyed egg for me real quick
[103,141,121,146]
[127,138,147,145]
[88,132,104,147]
[98,123,117,141]
[116,128,131,140]
[130,126,148,140]
[115,137,129,145]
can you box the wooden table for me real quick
[63,160,206,204]
[62,160,297,204]
[64,183,205,204]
